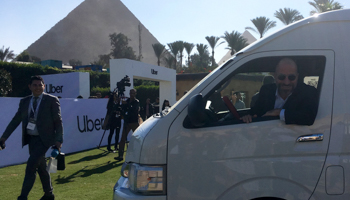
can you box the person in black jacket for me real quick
[106,92,122,152]
[242,58,318,125]
[115,89,139,161]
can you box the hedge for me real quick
[0,62,160,101]
[0,61,109,97]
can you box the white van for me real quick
[114,9,350,200]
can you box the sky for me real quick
[1,0,349,63]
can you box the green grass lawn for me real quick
[0,147,123,200]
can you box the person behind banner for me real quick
[162,99,171,111]
[0,75,63,200]
[141,98,154,121]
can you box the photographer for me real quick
[106,92,122,153]
[115,88,139,161]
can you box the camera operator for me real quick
[106,92,122,153]
[115,88,139,161]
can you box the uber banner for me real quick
[41,72,90,99]
[0,97,124,168]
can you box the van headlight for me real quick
[121,163,166,195]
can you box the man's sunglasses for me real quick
[277,74,297,81]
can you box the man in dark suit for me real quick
[0,75,63,200]
[242,58,318,125]
[115,88,139,161]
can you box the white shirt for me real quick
[274,90,292,121]
[27,93,44,135]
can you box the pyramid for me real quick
[26,0,160,66]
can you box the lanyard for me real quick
[30,97,41,119]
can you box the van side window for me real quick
[184,56,326,128]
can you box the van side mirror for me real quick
[187,94,208,127]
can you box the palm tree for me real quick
[175,41,185,67]
[205,36,224,66]
[0,46,15,62]
[167,42,180,69]
[309,0,343,15]
[152,43,165,66]
[222,31,249,55]
[164,55,175,69]
[196,43,209,67]
[274,8,304,25]
[246,16,276,38]
[184,42,194,66]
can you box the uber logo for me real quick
[45,84,63,93]
[77,115,105,132]
[151,69,158,75]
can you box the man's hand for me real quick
[262,109,282,117]
[0,138,6,150]
[241,114,257,123]
[55,142,62,151]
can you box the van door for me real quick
[167,51,334,200]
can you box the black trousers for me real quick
[20,136,52,197]
[108,126,120,150]
[108,117,121,150]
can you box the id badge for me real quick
[27,118,36,130]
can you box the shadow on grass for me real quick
[68,151,109,164]
[55,161,123,184]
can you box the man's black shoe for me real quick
[107,148,116,153]
[114,157,123,161]
[40,193,55,200]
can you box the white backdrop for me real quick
[0,97,128,168]
[41,72,90,99]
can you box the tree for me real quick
[164,55,175,69]
[152,43,165,66]
[309,0,343,15]
[0,69,12,96]
[167,42,181,69]
[176,41,185,67]
[91,54,110,68]
[274,8,304,25]
[246,16,276,38]
[16,50,31,62]
[69,59,82,66]
[0,46,15,61]
[195,43,211,69]
[31,56,41,63]
[109,33,137,60]
[205,36,223,66]
[222,31,249,55]
[184,42,195,66]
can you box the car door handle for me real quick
[297,134,323,142]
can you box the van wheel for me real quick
[251,198,285,200]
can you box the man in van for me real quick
[242,58,318,125]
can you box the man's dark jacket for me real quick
[1,93,64,147]
[250,83,318,125]
[126,98,140,123]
